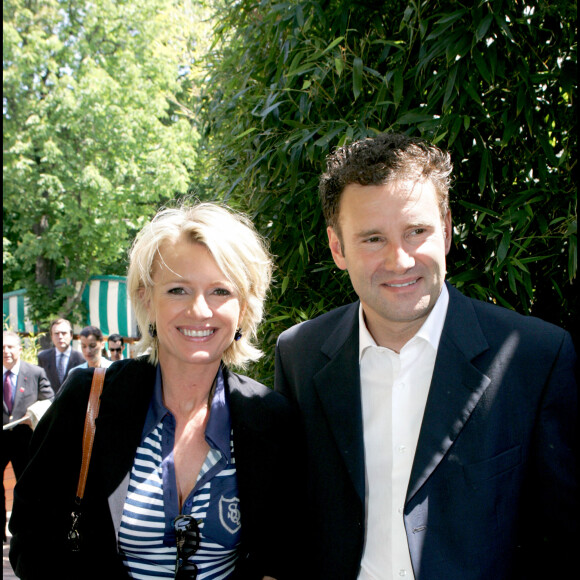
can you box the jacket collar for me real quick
[309,284,493,506]
[406,282,490,502]
[314,303,366,503]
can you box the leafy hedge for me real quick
[199,0,577,382]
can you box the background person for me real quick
[70,325,113,371]
[107,334,125,361]
[10,202,301,579]
[275,132,578,579]
[37,318,84,394]
[2,331,54,542]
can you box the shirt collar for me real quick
[55,346,71,358]
[205,365,232,461]
[359,283,449,361]
[3,361,21,376]
[142,364,232,461]
[142,365,167,439]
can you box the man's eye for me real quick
[365,236,382,243]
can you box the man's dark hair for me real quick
[319,132,453,233]
[107,333,124,346]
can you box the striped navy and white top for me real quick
[119,366,242,579]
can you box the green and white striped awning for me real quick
[2,288,36,334]
[3,275,138,339]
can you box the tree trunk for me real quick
[32,215,56,293]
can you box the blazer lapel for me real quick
[89,360,156,535]
[47,350,56,374]
[406,285,491,503]
[313,303,365,503]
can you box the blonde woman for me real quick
[10,203,301,580]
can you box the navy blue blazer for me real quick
[275,282,578,579]
[10,357,302,580]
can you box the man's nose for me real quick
[383,242,415,272]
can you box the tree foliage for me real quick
[3,0,201,326]
[199,0,577,381]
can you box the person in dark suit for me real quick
[10,203,302,579]
[275,133,578,579]
[37,318,84,395]
[3,331,54,542]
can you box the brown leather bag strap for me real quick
[75,367,106,503]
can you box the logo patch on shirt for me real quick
[218,495,241,534]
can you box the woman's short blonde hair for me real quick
[127,202,273,369]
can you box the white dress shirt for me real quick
[358,285,449,580]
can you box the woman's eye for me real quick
[213,288,231,296]
[168,287,186,295]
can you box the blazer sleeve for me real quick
[228,372,307,580]
[36,365,55,401]
[9,369,97,577]
[519,329,578,572]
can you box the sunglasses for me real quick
[174,514,200,579]
[109,348,123,353]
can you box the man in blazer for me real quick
[3,330,54,542]
[37,318,84,394]
[275,133,577,579]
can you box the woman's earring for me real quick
[234,328,242,341]
[148,323,157,338]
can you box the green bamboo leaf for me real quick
[353,56,363,100]
[233,128,258,141]
[448,115,462,147]
[465,83,482,106]
[397,112,436,124]
[260,100,284,119]
[314,125,344,148]
[475,14,493,42]
[500,121,517,145]
[516,85,526,116]
[393,68,403,107]
[472,49,491,84]
[494,13,515,43]
[568,235,577,281]
[321,36,345,57]
[511,257,530,274]
[266,314,292,323]
[457,200,500,217]
[497,232,510,263]
[478,148,489,193]
[443,65,458,110]
[506,261,518,294]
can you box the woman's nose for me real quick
[190,294,212,318]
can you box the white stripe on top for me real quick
[119,421,240,579]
